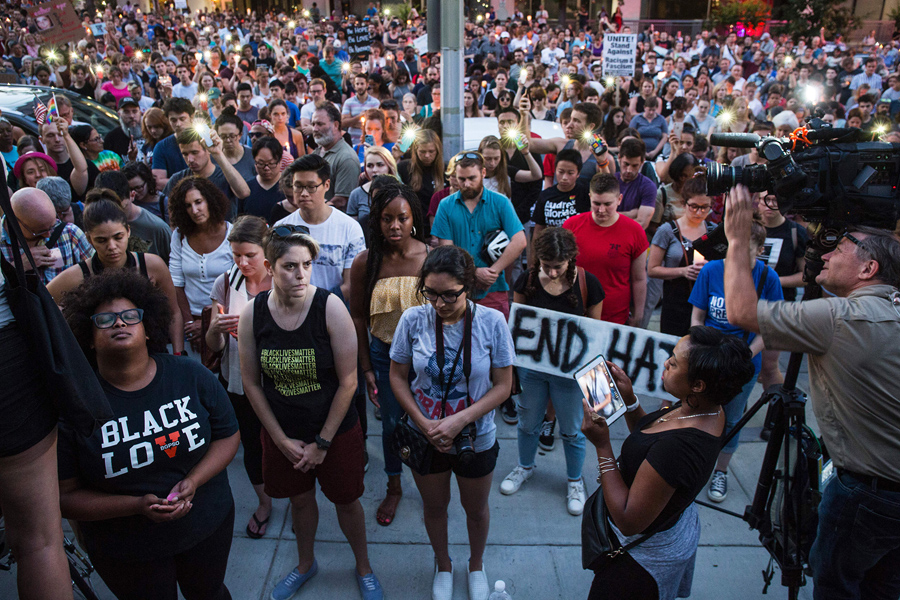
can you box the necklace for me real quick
[658,410,719,423]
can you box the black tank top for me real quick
[252,287,358,443]
[79,252,148,279]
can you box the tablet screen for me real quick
[575,356,626,422]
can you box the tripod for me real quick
[695,270,829,599]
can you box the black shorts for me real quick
[429,440,499,479]
[0,324,57,457]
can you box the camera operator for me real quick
[723,185,900,598]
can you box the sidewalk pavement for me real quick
[2,355,820,600]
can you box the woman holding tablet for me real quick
[499,227,605,517]
[582,326,754,600]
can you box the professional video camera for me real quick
[706,118,900,251]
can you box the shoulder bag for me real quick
[0,187,112,437]
[390,303,474,475]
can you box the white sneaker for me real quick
[499,465,534,495]
[467,561,489,600]
[567,479,587,516]
[432,560,453,600]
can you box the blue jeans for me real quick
[516,368,586,481]
[810,471,900,599]
[721,364,761,455]
[370,336,404,476]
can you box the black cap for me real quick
[118,97,139,109]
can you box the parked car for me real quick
[0,84,120,138]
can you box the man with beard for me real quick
[528,102,612,185]
[311,101,359,212]
[104,97,143,161]
[432,152,526,320]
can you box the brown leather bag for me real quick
[199,305,223,372]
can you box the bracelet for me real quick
[626,397,641,412]
[596,159,609,168]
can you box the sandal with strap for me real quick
[246,511,270,539]
[376,475,402,526]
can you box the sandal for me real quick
[376,475,402,526]
[246,510,270,539]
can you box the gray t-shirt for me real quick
[346,186,371,241]
[390,302,515,453]
[651,221,690,269]
[230,146,257,181]
[130,207,172,264]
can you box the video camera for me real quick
[706,119,900,249]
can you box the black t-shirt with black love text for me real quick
[57,354,239,563]
[532,180,591,228]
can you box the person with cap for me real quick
[0,186,93,285]
[104,97,144,162]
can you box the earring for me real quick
[412,226,417,236]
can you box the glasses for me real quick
[21,218,59,239]
[685,202,712,213]
[255,160,279,170]
[219,134,239,141]
[88,136,103,144]
[292,181,326,194]
[272,224,311,238]
[130,181,147,193]
[422,287,467,304]
[248,131,266,138]
[91,308,144,329]
[842,232,864,248]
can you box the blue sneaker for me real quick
[271,561,318,600]
[356,571,384,600]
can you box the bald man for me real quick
[0,187,93,284]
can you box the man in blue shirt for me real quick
[431,152,526,320]
[151,97,192,190]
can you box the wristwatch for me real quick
[315,434,332,451]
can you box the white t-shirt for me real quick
[172,81,199,100]
[274,206,365,294]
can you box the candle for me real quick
[691,249,697,263]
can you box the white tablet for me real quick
[574,354,627,426]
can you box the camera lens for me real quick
[705,162,741,196]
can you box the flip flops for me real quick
[246,511,270,539]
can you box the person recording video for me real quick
[723,185,900,598]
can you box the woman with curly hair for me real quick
[58,269,240,600]
[47,190,184,353]
[168,177,234,352]
[499,227,604,515]
[349,182,428,526]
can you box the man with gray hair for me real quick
[35,176,80,230]
[724,185,900,598]
[0,187,92,284]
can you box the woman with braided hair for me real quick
[349,180,428,526]
[499,226,604,516]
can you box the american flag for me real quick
[33,96,47,126]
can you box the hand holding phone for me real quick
[589,133,607,157]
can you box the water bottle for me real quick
[488,580,512,600]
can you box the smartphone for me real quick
[365,134,374,146]
[589,134,607,157]
[48,247,64,269]
[673,123,683,138]
[574,354,627,425]
[399,132,415,153]
[512,131,528,152]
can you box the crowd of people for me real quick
[1,3,900,600]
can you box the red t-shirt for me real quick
[563,212,649,324]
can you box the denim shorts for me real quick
[428,440,500,479]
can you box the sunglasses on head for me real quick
[272,224,311,238]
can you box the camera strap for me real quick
[435,302,474,419]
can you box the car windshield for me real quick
[0,86,120,137]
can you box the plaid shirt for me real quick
[1,218,94,285]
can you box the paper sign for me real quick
[174,0,188,9]
[346,25,371,58]
[89,23,107,37]
[413,33,428,55]
[602,33,637,78]
[27,0,85,46]
[508,303,679,398]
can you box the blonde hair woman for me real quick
[348,146,400,235]
[397,129,445,230]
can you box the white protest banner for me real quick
[413,33,429,55]
[174,0,188,9]
[508,303,679,398]
[602,33,637,78]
